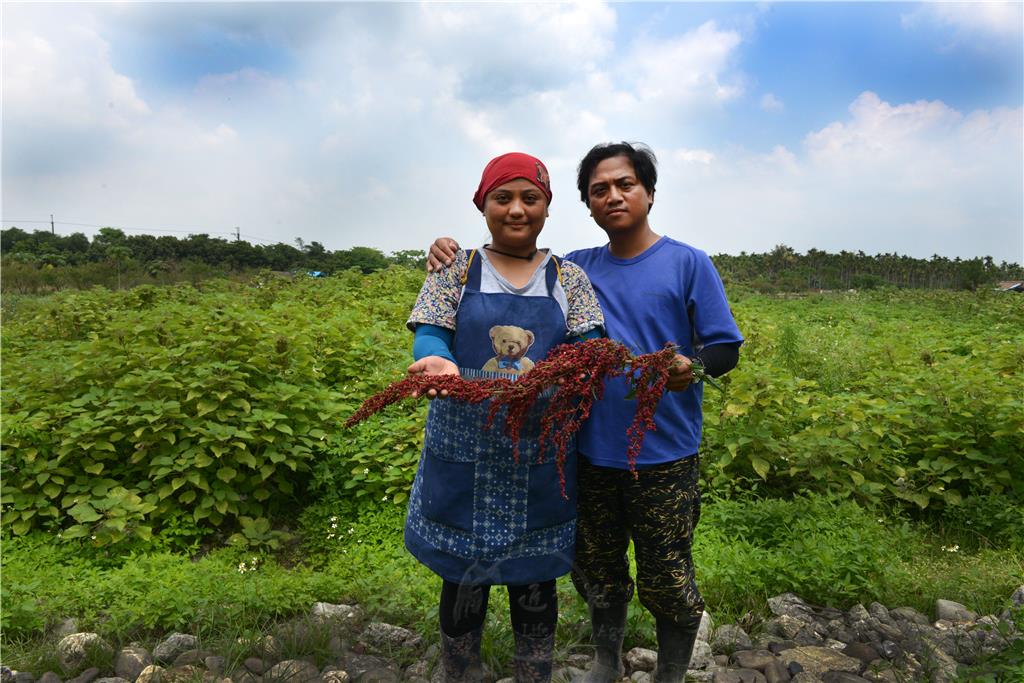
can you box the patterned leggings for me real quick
[570,455,704,625]
[439,579,558,638]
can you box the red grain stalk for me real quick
[343,374,509,428]
[345,339,687,494]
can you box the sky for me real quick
[2,1,1023,264]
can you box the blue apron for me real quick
[404,251,579,585]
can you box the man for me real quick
[428,142,743,683]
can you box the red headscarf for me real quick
[472,152,552,211]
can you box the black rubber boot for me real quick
[582,602,628,683]
[651,614,701,683]
[512,632,555,683]
[439,626,485,682]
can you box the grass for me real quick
[2,493,1021,679]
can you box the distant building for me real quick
[995,280,1024,292]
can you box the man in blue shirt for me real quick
[429,142,743,683]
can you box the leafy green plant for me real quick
[228,516,293,552]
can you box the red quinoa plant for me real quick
[346,338,717,492]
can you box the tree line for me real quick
[712,244,1023,292]
[2,226,1021,294]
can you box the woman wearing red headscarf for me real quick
[404,153,604,682]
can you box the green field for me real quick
[2,270,1022,675]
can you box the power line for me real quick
[2,218,238,237]
[5,218,308,247]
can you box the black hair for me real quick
[576,142,658,206]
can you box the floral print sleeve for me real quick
[406,250,469,332]
[560,259,604,338]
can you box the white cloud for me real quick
[656,93,1023,262]
[760,93,784,112]
[3,9,150,132]
[902,2,1023,38]
[623,21,743,106]
[672,148,716,164]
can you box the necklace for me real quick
[484,244,538,260]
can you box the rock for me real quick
[312,603,364,623]
[934,599,976,623]
[204,657,225,676]
[172,651,214,669]
[794,622,829,646]
[161,666,202,683]
[846,605,869,622]
[763,660,790,683]
[712,625,753,653]
[767,641,798,655]
[878,641,900,660]
[342,656,396,682]
[229,672,256,683]
[888,607,928,626]
[93,679,130,683]
[712,670,767,683]
[265,661,320,683]
[689,640,715,670]
[14,674,35,683]
[730,649,776,670]
[353,668,398,683]
[624,648,658,672]
[564,654,591,670]
[136,665,165,683]
[319,671,352,683]
[919,643,958,683]
[789,674,821,683]
[821,674,870,683]
[404,661,429,679]
[58,634,114,673]
[152,635,198,665]
[38,674,62,683]
[358,623,422,651]
[685,671,715,683]
[841,643,878,665]
[115,647,152,682]
[3,668,15,683]
[763,616,805,641]
[242,658,267,675]
[54,620,80,639]
[823,640,846,651]
[65,669,99,683]
[768,595,817,621]
[629,672,650,683]
[779,647,860,677]
[867,604,890,624]
[698,612,715,644]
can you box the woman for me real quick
[404,152,604,682]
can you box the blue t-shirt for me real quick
[565,236,743,469]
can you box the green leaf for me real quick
[68,502,102,523]
[750,457,770,480]
[217,467,237,483]
[83,462,104,475]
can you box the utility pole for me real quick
[51,214,55,234]
[235,227,240,242]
